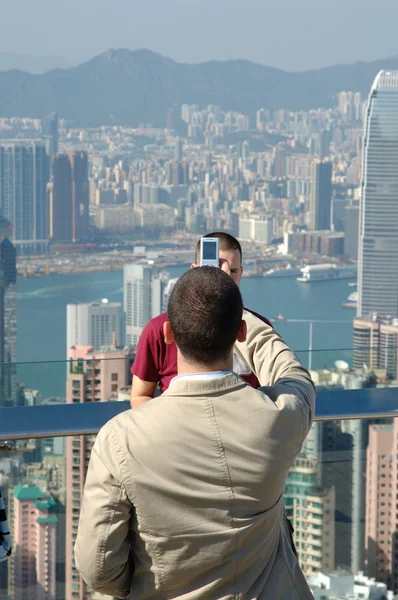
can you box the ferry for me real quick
[264,264,302,278]
[271,314,286,322]
[297,264,357,283]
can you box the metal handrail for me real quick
[0,386,398,442]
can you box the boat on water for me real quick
[264,264,301,278]
[297,264,357,283]
[342,291,358,309]
[271,314,286,321]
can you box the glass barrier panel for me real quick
[3,346,398,410]
[2,356,133,408]
[2,419,395,599]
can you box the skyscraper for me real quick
[0,141,49,254]
[48,151,89,243]
[70,151,89,242]
[175,137,183,162]
[358,71,398,318]
[42,112,59,161]
[66,300,123,356]
[309,160,332,231]
[65,344,130,600]
[0,218,17,405]
[344,205,360,260]
[48,154,72,243]
[124,264,167,347]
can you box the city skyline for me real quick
[1,58,398,600]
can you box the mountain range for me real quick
[0,52,73,74]
[1,48,398,127]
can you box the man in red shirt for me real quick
[130,232,273,407]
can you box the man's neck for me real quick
[177,352,233,376]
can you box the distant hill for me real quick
[0,48,397,127]
[0,52,73,74]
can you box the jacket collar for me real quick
[161,372,247,397]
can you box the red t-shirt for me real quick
[131,309,273,393]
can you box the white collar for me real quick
[169,371,233,387]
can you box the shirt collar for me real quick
[169,370,233,387]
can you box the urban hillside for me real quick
[1,48,398,127]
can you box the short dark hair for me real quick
[195,232,242,265]
[168,266,243,365]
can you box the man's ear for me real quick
[190,263,198,269]
[237,319,247,343]
[163,320,175,345]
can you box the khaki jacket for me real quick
[75,312,315,599]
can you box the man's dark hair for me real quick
[168,266,243,365]
[195,232,242,265]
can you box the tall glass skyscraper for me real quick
[358,71,398,318]
[0,140,49,255]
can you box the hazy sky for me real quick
[2,0,398,71]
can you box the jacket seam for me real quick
[281,550,302,599]
[94,428,127,596]
[204,398,240,599]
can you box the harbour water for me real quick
[16,267,355,398]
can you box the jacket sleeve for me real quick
[236,309,315,437]
[74,423,134,599]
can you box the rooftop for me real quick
[13,485,43,501]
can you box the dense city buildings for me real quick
[0,140,49,254]
[2,70,398,600]
[358,71,398,319]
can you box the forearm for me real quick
[236,310,314,387]
[130,376,157,408]
[130,395,152,408]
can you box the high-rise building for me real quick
[309,160,332,231]
[124,264,167,347]
[8,485,57,600]
[0,141,49,254]
[71,151,89,242]
[48,154,72,243]
[344,205,360,260]
[66,300,123,357]
[358,71,398,318]
[273,146,286,178]
[365,421,398,592]
[65,344,131,600]
[353,315,398,379]
[49,151,89,243]
[284,456,335,577]
[42,112,59,161]
[175,137,183,162]
[0,218,17,406]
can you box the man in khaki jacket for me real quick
[75,267,315,599]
